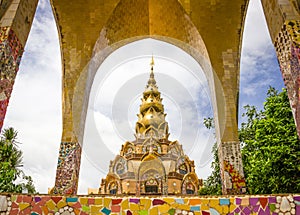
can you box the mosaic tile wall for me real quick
[0,194,299,215]
[219,142,246,195]
[0,26,23,131]
[53,142,82,195]
[274,20,300,135]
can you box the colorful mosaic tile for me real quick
[0,194,299,215]
[0,26,23,131]
[53,142,82,195]
[275,20,300,135]
[220,142,246,195]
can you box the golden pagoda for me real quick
[99,58,200,195]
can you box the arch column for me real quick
[0,0,38,131]
[261,0,300,136]
[216,50,247,195]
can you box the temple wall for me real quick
[0,194,299,214]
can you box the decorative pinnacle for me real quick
[150,55,155,68]
[147,56,156,86]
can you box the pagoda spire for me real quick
[135,57,169,139]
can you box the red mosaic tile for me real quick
[11,201,19,209]
[72,201,82,208]
[111,205,121,212]
[112,199,123,205]
[153,199,165,206]
[51,196,62,204]
[259,197,268,209]
[23,195,32,203]
[202,211,210,215]
[16,195,22,203]
[88,198,95,205]
[10,209,19,215]
[20,207,31,215]
[32,204,42,214]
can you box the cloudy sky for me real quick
[3,0,284,194]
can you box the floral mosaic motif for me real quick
[275,20,300,135]
[223,160,246,195]
[220,142,246,195]
[0,194,299,215]
[0,26,24,131]
[53,142,82,195]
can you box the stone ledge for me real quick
[0,193,299,214]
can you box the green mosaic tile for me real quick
[138,210,148,215]
[82,205,90,212]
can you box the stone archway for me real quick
[4,0,300,195]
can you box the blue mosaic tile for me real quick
[101,207,111,215]
[190,206,200,211]
[66,197,78,202]
[219,198,230,205]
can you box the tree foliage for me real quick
[200,87,300,195]
[240,87,300,194]
[0,127,36,193]
[198,142,222,195]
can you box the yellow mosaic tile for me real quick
[140,198,151,209]
[121,199,129,210]
[79,197,88,205]
[194,212,201,215]
[157,204,170,213]
[104,198,111,207]
[223,206,230,214]
[229,204,236,212]
[163,198,175,204]
[129,203,139,211]
[46,200,56,211]
[177,204,190,211]
[19,203,30,210]
[57,200,67,209]
[149,207,158,214]
[209,198,219,208]
[94,198,103,205]
[67,202,74,206]
[90,205,102,213]
[213,205,223,213]
[201,199,209,205]
[201,205,209,211]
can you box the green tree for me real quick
[200,87,300,195]
[240,87,300,194]
[199,117,222,195]
[0,127,36,193]
[198,142,222,195]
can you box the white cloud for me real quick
[239,0,283,114]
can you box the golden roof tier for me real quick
[136,57,169,140]
[99,58,201,196]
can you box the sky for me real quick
[3,0,284,194]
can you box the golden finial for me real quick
[150,55,154,68]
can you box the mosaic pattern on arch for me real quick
[53,142,82,195]
[0,194,299,215]
[220,142,246,195]
[274,20,300,134]
[0,26,23,131]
